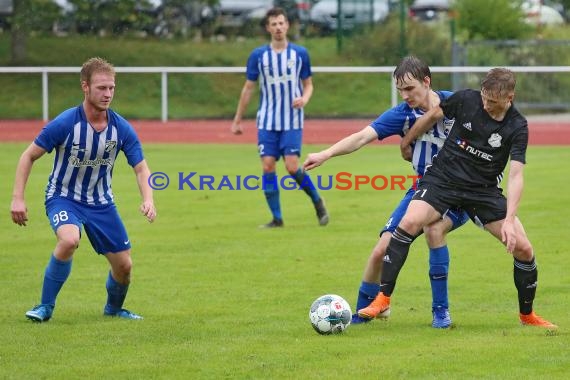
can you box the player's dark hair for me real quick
[393,56,431,84]
[265,7,288,25]
[481,68,516,96]
[81,57,115,85]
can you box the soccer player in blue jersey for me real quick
[11,57,156,322]
[303,56,469,328]
[231,7,328,228]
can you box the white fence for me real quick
[1,66,570,122]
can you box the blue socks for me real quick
[262,169,321,221]
[293,168,321,204]
[356,281,381,312]
[38,254,131,315]
[262,172,282,221]
[104,271,129,314]
[41,254,72,306]
[429,246,450,309]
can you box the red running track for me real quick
[1,118,569,144]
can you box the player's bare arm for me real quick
[133,160,157,223]
[303,125,377,170]
[231,80,256,135]
[400,106,444,161]
[502,160,525,253]
[293,77,313,109]
[11,143,46,226]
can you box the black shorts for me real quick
[412,179,507,228]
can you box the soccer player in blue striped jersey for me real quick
[231,7,328,228]
[304,56,469,328]
[11,57,156,322]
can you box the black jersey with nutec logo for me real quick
[425,89,528,188]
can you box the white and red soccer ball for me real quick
[309,294,352,335]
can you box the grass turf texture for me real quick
[0,143,568,379]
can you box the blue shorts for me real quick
[380,186,469,236]
[257,129,302,159]
[45,197,131,254]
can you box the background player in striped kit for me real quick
[11,57,156,322]
[231,7,328,228]
[303,56,469,328]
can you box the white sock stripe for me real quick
[393,230,413,244]
[514,261,537,271]
[393,236,409,243]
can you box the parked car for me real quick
[0,0,12,31]
[216,0,272,32]
[522,0,565,26]
[274,0,316,27]
[151,1,218,37]
[270,0,317,37]
[309,0,390,33]
[408,0,450,22]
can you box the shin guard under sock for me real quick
[262,172,282,220]
[105,271,129,314]
[380,227,415,296]
[293,168,320,203]
[429,246,450,309]
[514,257,537,315]
[41,254,72,306]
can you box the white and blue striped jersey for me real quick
[246,43,312,132]
[34,105,144,206]
[370,91,453,176]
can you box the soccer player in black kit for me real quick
[358,68,557,328]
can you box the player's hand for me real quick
[140,201,156,223]
[303,152,328,171]
[231,121,243,135]
[11,198,28,226]
[292,97,306,109]
[501,218,516,253]
[400,141,412,162]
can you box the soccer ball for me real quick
[309,294,352,335]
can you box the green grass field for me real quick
[1,143,569,379]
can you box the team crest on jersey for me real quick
[287,59,295,69]
[105,140,117,152]
[488,133,502,148]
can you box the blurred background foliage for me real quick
[0,0,569,119]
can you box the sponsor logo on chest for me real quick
[455,138,493,161]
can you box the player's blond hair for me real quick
[80,57,115,85]
[481,68,516,97]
